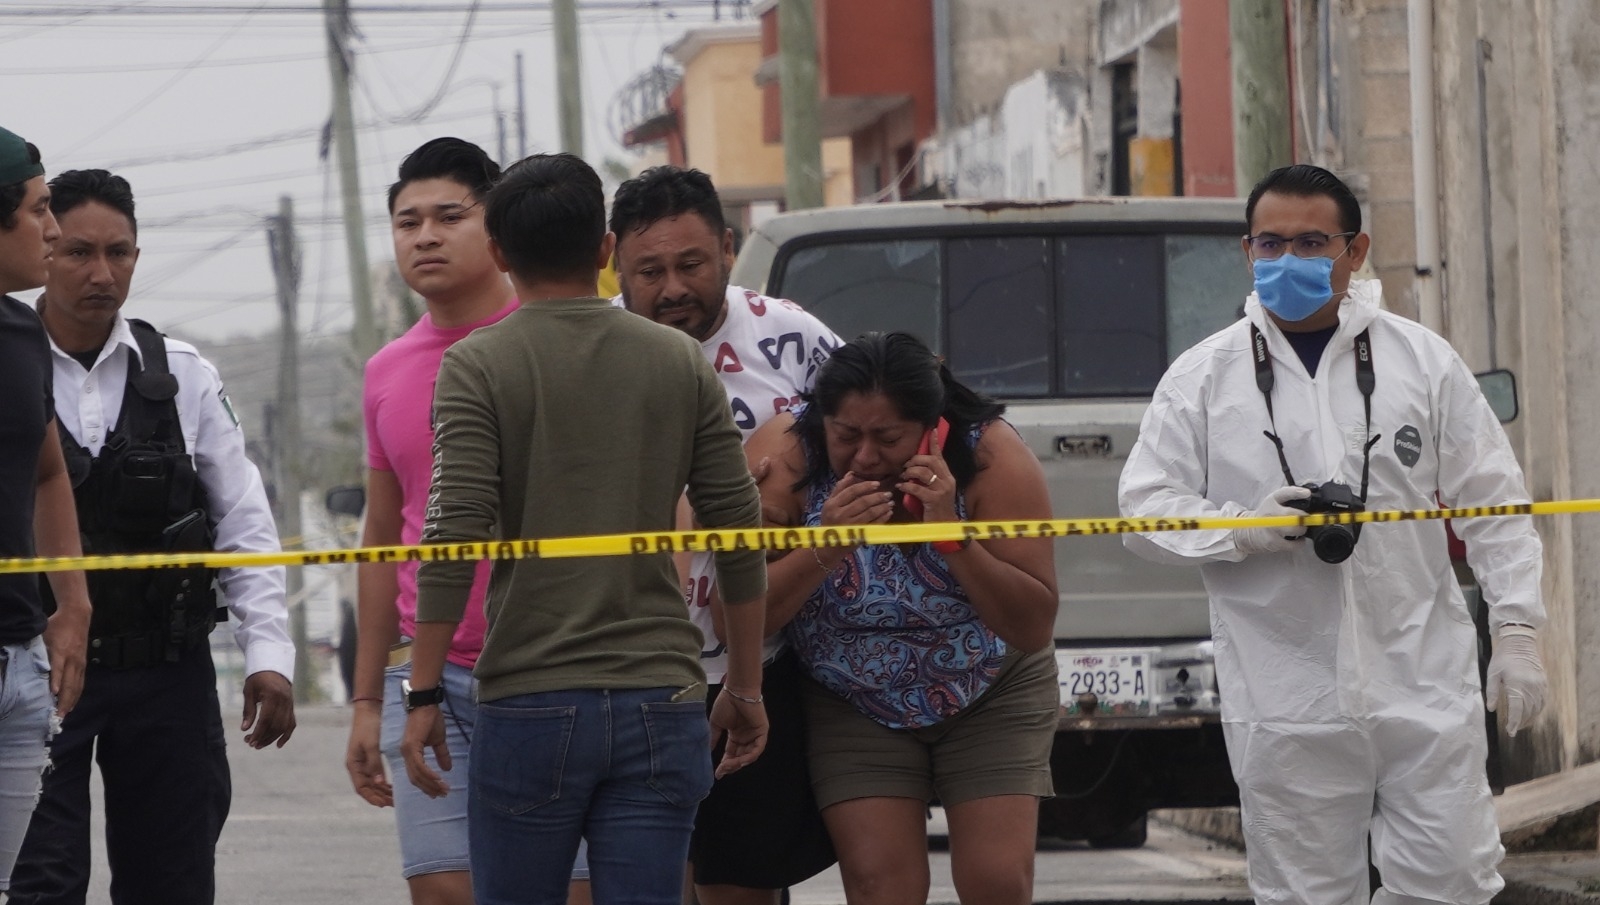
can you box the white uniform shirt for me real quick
[47,315,294,680]
[1119,279,1544,725]
[685,286,840,682]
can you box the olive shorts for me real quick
[802,646,1058,809]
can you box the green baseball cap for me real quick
[0,126,44,189]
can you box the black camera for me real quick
[1283,481,1364,564]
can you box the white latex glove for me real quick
[1486,624,1547,736]
[1233,485,1313,555]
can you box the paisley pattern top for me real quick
[785,411,1009,729]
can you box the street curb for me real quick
[1497,881,1600,905]
[1498,854,1600,905]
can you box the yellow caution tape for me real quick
[3,498,1594,575]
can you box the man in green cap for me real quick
[0,125,91,894]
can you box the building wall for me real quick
[1547,0,1600,769]
[1338,0,1421,321]
[945,0,1097,125]
[928,68,1089,199]
[849,102,921,201]
[821,139,855,206]
[1431,0,1598,783]
[679,37,786,194]
[1178,0,1234,196]
[818,0,937,143]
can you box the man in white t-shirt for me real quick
[612,167,841,905]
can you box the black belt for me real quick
[88,608,226,670]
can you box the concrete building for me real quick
[617,22,852,226]
[922,0,1223,202]
[1424,0,1600,784]
[755,0,938,202]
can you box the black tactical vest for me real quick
[45,320,223,669]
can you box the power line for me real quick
[101,105,492,168]
[0,28,512,74]
[135,226,259,293]
[58,2,265,157]
[373,0,482,124]
[0,2,720,15]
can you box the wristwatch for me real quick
[401,679,445,712]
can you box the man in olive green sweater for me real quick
[399,153,769,905]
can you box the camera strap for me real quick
[1251,324,1381,500]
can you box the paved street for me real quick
[79,705,1248,905]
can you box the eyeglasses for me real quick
[1245,231,1356,260]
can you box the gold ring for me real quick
[928,474,939,486]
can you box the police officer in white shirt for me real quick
[8,169,295,905]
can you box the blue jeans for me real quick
[469,686,712,905]
[0,637,58,892]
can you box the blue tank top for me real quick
[784,413,1010,729]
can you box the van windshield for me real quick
[774,232,1251,398]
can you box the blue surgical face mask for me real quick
[1253,254,1336,322]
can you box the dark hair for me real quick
[483,153,606,283]
[1245,164,1362,235]
[609,165,726,243]
[792,332,1006,491]
[48,169,137,235]
[386,137,501,214]
[0,141,42,230]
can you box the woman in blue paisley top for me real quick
[742,332,1059,905]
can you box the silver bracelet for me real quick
[722,687,764,705]
[811,547,834,574]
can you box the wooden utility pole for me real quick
[267,195,314,703]
[779,0,823,210]
[493,81,508,164]
[323,0,378,363]
[515,50,528,159]
[553,0,583,157]
[1230,0,1292,191]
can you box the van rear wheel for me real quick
[1087,812,1148,850]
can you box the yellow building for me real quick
[660,24,853,230]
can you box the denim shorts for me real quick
[381,658,591,881]
[0,636,58,891]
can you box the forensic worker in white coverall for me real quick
[1119,164,1548,905]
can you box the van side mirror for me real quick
[325,484,367,518]
[1475,370,1518,424]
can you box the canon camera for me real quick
[1283,481,1364,564]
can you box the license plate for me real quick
[1056,648,1154,716]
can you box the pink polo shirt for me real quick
[363,300,517,668]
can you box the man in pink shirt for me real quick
[343,137,590,905]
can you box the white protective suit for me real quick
[1119,280,1545,905]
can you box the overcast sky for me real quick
[2,1,734,344]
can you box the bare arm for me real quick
[742,414,849,633]
[345,467,403,807]
[903,423,1059,653]
[35,420,90,715]
[355,468,404,694]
